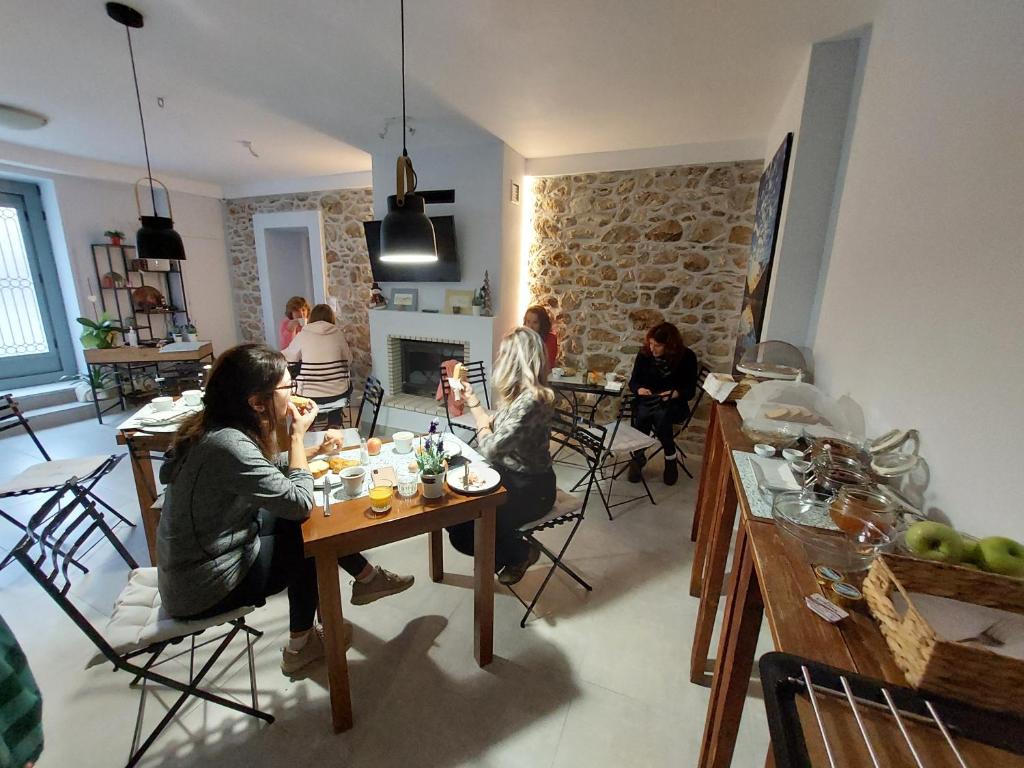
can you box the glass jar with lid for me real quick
[829,485,897,537]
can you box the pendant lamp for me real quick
[380,0,437,264]
[106,2,187,261]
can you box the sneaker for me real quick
[627,458,644,483]
[280,622,353,676]
[350,567,415,606]
[498,544,542,586]
[663,457,679,486]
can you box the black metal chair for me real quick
[13,482,273,768]
[292,359,352,429]
[508,413,605,627]
[439,361,492,444]
[0,394,130,571]
[352,375,385,438]
[643,364,711,479]
[580,392,659,519]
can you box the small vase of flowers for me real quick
[416,419,448,499]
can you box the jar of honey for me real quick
[829,486,896,537]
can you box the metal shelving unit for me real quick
[90,243,190,344]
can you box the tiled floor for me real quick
[0,413,771,767]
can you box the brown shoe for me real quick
[498,544,542,586]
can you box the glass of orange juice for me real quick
[367,481,394,518]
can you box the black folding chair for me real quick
[439,361,492,444]
[0,394,130,571]
[577,392,659,519]
[13,482,273,768]
[643,365,711,480]
[508,413,605,627]
[293,359,351,429]
[352,375,385,438]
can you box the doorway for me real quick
[253,211,327,347]
[0,178,75,388]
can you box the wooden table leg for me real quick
[429,529,444,582]
[690,457,738,684]
[474,506,495,667]
[127,439,160,566]
[690,425,725,598]
[316,553,353,732]
[691,402,721,542]
[698,522,764,768]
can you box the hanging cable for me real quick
[125,25,157,216]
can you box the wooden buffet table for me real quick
[84,342,215,423]
[303,484,505,733]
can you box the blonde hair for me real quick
[492,327,555,407]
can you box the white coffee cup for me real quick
[151,396,173,412]
[340,466,366,497]
[605,372,619,385]
[182,389,203,406]
[393,431,415,454]
[551,367,565,377]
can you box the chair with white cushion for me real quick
[587,392,659,519]
[0,393,130,571]
[13,482,272,768]
[508,414,605,627]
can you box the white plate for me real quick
[446,462,501,495]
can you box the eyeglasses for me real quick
[275,384,293,391]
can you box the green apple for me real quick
[961,539,983,566]
[904,521,963,563]
[977,536,1024,577]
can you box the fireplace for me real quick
[398,338,465,396]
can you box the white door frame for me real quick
[253,210,327,342]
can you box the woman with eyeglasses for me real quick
[156,344,413,676]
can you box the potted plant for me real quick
[471,290,483,316]
[415,419,448,499]
[76,312,122,349]
[104,230,126,247]
[62,368,119,402]
[169,324,184,343]
[182,321,197,342]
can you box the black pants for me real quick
[631,398,688,461]
[447,467,556,570]
[183,510,369,633]
[311,384,354,429]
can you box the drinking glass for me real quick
[367,480,394,518]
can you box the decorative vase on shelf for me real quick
[420,471,446,499]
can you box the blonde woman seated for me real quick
[283,303,352,427]
[448,327,556,585]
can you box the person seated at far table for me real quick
[627,322,698,486]
[279,295,310,349]
[523,304,558,371]
[283,303,353,427]
[448,327,557,585]
[156,344,413,677]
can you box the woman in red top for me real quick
[523,305,558,371]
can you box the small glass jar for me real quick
[829,485,897,536]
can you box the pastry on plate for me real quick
[308,459,330,479]
[328,455,360,473]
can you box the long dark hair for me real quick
[641,322,686,364]
[172,344,288,460]
[524,304,553,336]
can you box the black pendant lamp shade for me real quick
[107,2,186,260]
[379,0,437,264]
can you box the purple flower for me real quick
[429,418,439,434]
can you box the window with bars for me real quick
[0,206,51,357]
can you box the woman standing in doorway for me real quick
[279,296,310,349]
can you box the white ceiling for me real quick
[0,0,877,187]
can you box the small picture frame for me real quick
[389,288,419,311]
[444,289,476,315]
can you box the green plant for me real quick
[415,419,447,475]
[471,290,483,307]
[184,321,196,334]
[76,313,122,349]
[62,368,116,389]
[103,229,126,239]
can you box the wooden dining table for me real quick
[690,401,1024,766]
[303,478,505,733]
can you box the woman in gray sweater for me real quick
[157,344,412,675]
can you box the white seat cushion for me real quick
[0,455,110,495]
[87,567,252,669]
[449,408,495,429]
[590,423,659,456]
[519,488,583,531]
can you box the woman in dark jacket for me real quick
[627,322,698,486]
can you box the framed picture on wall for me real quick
[389,287,419,312]
[733,132,794,371]
[444,289,476,315]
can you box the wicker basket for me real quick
[863,554,1024,714]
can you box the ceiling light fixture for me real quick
[0,104,49,130]
[379,0,437,264]
[106,2,186,261]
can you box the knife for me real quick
[323,475,332,517]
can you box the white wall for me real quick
[264,228,313,333]
[808,0,1024,535]
[496,144,526,359]
[370,140,505,315]
[0,162,238,366]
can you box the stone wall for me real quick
[529,161,761,452]
[223,188,375,382]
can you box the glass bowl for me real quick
[741,419,802,449]
[772,491,896,572]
